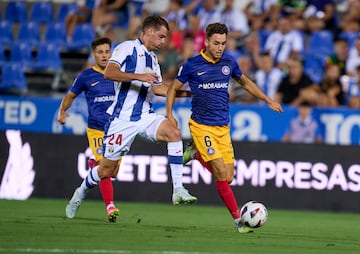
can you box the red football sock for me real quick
[194,151,213,173]
[216,180,240,219]
[99,177,114,207]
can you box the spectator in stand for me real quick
[317,64,345,107]
[163,0,201,32]
[181,14,206,60]
[239,32,262,72]
[342,0,360,24]
[264,16,304,70]
[326,38,349,76]
[220,0,249,40]
[282,100,323,144]
[274,57,317,106]
[273,0,306,21]
[225,37,242,61]
[244,0,278,31]
[254,52,283,103]
[346,37,360,77]
[303,0,337,32]
[156,38,179,86]
[229,55,256,103]
[91,0,128,37]
[195,0,221,30]
[65,0,99,41]
[343,65,360,108]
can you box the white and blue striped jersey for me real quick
[106,38,162,122]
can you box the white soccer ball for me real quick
[240,201,268,228]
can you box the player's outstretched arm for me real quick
[166,79,184,127]
[236,74,283,113]
[57,91,77,125]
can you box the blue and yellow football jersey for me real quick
[70,66,115,131]
[176,50,242,126]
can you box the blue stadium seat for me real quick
[56,2,78,22]
[0,20,14,47]
[45,22,67,48]
[17,21,41,47]
[9,42,34,69]
[29,1,54,24]
[0,63,27,95]
[66,23,95,51]
[307,30,335,58]
[5,1,27,23]
[34,43,62,71]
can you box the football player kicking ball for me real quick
[166,23,283,233]
[58,37,120,222]
[64,15,197,220]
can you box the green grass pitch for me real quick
[0,198,359,254]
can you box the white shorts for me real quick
[103,113,165,160]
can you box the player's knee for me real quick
[227,176,234,184]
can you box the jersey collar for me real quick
[200,49,220,64]
[92,65,104,74]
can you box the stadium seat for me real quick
[56,2,78,22]
[44,22,67,48]
[66,23,95,51]
[0,20,14,47]
[17,21,41,47]
[4,1,27,23]
[9,42,34,69]
[0,63,27,95]
[29,1,54,24]
[33,43,62,71]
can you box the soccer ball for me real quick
[240,201,268,228]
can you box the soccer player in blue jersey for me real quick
[166,23,283,233]
[58,37,120,222]
[65,16,197,216]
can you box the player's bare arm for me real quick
[104,62,159,83]
[236,74,283,113]
[166,79,184,127]
[153,84,191,98]
[57,91,77,124]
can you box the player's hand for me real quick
[268,100,283,113]
[57,111,69,125]
[166,114,178,128]
[141,72,160,85]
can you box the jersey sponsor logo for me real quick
[222,66,230,75]
[90,81,100,86]
[197,71,206,76]
[198,82,229,89]
[94,95,115,102]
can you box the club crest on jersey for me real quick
[222,66,230,75]
[96,148,103,155]
[207,147,215,155]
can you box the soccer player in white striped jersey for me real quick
[65,16,197,218]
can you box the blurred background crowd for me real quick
[0,0,360,110]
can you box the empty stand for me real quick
[29,1,54,24]
[17,21,41,47]
[5,1,27,23]
[0,63,27,95]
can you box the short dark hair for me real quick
[205,23,228,39]
[142,15,169,33]
[91,37,112,51]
